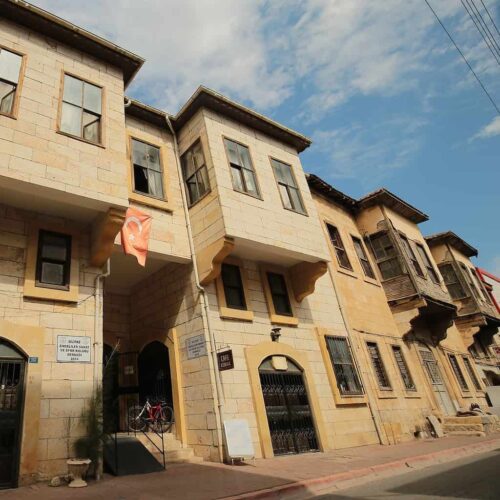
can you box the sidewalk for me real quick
[2,434,499,500]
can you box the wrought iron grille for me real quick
[366,342,391,390]
[259,370,318,455]
[420,350,442,384]
[0,359,24,488]
[448,355,469,391]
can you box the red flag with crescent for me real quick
[120,207,152,267]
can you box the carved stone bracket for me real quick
[90,207,126,267]
[197,236,235,286]
[289,261,328,303]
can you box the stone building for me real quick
[0,0,497,490]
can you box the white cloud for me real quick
[312,116,427,183]
[470,116,500,141]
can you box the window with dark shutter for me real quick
[325,336,363,395]
[326,224,352,270]
[366,342,391,389]
[459,263,482,301]
[352,236,375,278]
[399,234,424,278]
[391,345,416,391]
[35,231,72,290]
[448,354,469,391]
[181,140,210,205]
[0,48,22,116]
[224,138,260,198]
[369,232,403,280]
[267,272,292,316]
[221,263,247,310]
[439,263,467,300]
[415,243,439,283]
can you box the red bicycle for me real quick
[128,399,174,433]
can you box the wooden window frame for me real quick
[399,233,424,278]
[35,230,72,291]
[459,262,482,301]
[126,133,172,211]
[0,45,26,120]
[391,345,417,392]
[269,157,307,215]
[24,222,79,302]
[368,231,404,281]
[415,242,440,284]
[351,235,376,279]
[260,265,298,326]
[439,262,467,300]
[215,258,253,321]
[448,354,469,392]
[366,341,392,391]
[325,223,353,271]
[180,138,211,207]
[57,70,105,148]
[222,136,262,199]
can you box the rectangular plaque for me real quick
[28,357,38,364]
[57,335,91,363]
[186,334,207,359]
[217,350,234,371]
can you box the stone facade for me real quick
[0,1,498,490]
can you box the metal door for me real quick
[419,345,455,415]
[0,347,25,489]
[259,359,318,455]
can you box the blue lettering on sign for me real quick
[28,357,39,364]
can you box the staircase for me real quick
[134,431,203,465]
[442,414,500,437]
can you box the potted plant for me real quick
[71,386,108,485]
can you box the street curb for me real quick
[221,437,500,500]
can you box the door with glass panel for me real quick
[418,343,455,415]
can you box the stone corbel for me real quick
[289,260,328,303]
[197,236,235,286]
[90,208,126,267]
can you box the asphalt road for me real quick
[316,448,500,499]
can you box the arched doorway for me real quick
[417,343,455,415]
[0,339,26,489]
[259,356,318,455]
[138,342,173,407]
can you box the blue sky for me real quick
[34,0,500,272]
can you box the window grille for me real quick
[415,243,439,283]
[391,346,416,391]
[366,342,391,389]
[399,234,424,278]
[369,232,403,280]
[462,356,481,391]
[448,354,469,391]
[325,336,363,395]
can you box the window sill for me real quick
[363,276,381,287]
[282,205,309,217]
[232,187,263,201]
[376,389,397,399]
[270,313,298,326]
[24,285,78,303]
[57,130,105,149]
[404,391,421,399]
[129,192,173,212]
[334,394,368,406]
[0,111,17,120]
[219,307,254,322]
[337,267,358,279]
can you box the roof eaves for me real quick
[425,231,478,258]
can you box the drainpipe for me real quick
[325,260,388,445]
[93,258,110,481]
[164,115,226,462]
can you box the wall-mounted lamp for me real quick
[270,328,281,342]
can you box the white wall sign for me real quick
[224,419,255,461]
[57,335,91,363]
[186,334,207,359]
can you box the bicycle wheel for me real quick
[155,405,174,433]
[128,405,147,432]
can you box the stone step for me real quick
[446,430,486,437]
[443,416,482,425]
[442,423,484,433]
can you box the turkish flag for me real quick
[120,207,152,267]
